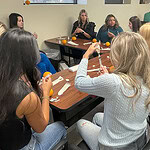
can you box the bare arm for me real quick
[16,77,52,133]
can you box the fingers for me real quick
[99,66,109,75]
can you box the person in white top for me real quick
[75,32,150,150]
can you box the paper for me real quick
[68,65,79,72]
[68,41,79,46]
[58,82,71,96]
[83,42,92,45]
[52,76,64,86]
[87,68,100,72]
[101,48,110,51]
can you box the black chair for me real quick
[52,138,68,150]
[142,139,150,150]
[78,140,90,150]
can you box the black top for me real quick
[71,21,96,40]
[0,80,33,150]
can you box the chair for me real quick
[52,138,68,150]
[78,140,90,150]
[142,139,150,150]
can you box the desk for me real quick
[45,37,110,66]
[50,53,112,127]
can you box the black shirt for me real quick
[0,80,33,150]
[71,21,96,40]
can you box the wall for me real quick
[0,0,150,49]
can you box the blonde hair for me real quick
[110,32,150,107]
[139,23,150,49]
[0,22,7,36]
[78,9,89,28]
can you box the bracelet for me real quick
[42,96,50,101]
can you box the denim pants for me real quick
[20,121,67,150]
[77,113,147,150]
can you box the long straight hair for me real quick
[9,13,24,28]
[139,23,150,49]
[110,32,150,107]
[0,28,41,121]
[129,16,141,32]
[78,9,89,29]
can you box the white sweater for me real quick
[75,58,150,147]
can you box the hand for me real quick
[83,42,100,59]
[33,32,38,39]
[75,27,84,33]
[108,32,115,38]
[99,66,109,76]
[41,77,52,96]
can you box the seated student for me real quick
[139,23,150,49]
[71,9,96,64]
[144,11,150,22]
[129,16,141,32]
[97,14,123,43]
[71,9,96,40]
[9,13,56,77]
[0,28,66,150]
[75,32,150,150]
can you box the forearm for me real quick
[41,94,50,124]
[83,31,91,39]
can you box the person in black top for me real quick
[71,9,96,40]
[0,28,66,150]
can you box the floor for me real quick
[67,101,104,146]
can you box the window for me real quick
[105,0,131,4]
[139,0,150,4]
[24,0,87,4]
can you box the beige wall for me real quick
[0,0,150,49]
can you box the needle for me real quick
[95,44,102,67]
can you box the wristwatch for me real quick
[82,31,84,34]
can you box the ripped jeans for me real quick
[77,113,147,150]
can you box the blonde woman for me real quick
[75,32,150,150]
[71,9,96,40]
[139,23,150,49]
[0,21,7,36]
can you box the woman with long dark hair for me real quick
[9,13,56,77]
[97,14,123,43]
[129,16,141,32]
[0,28,66,150]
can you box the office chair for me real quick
[52,138,68,150]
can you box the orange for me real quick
[105,42,110,47]
[72,36,77,41]
[25,0,30,5]
[109,66,115,72]
[43,72,52,78]
[92,38,97,43]
[62,39,67,45]
[49,89,53,97]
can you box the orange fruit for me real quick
[105,42,110,47]
[72,36,77,41]
[62,39,67,45]
[25,0,30,5]
[92,38,97,43]
[49,89,53,97]
[109,66,115,72]
[43,72,52,78]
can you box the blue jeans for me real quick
[20,121,67,150]
[77,113,147,150]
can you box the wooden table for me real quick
[45,36,110,66]
[50,53,112,126]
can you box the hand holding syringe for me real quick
[95,43,102,67]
